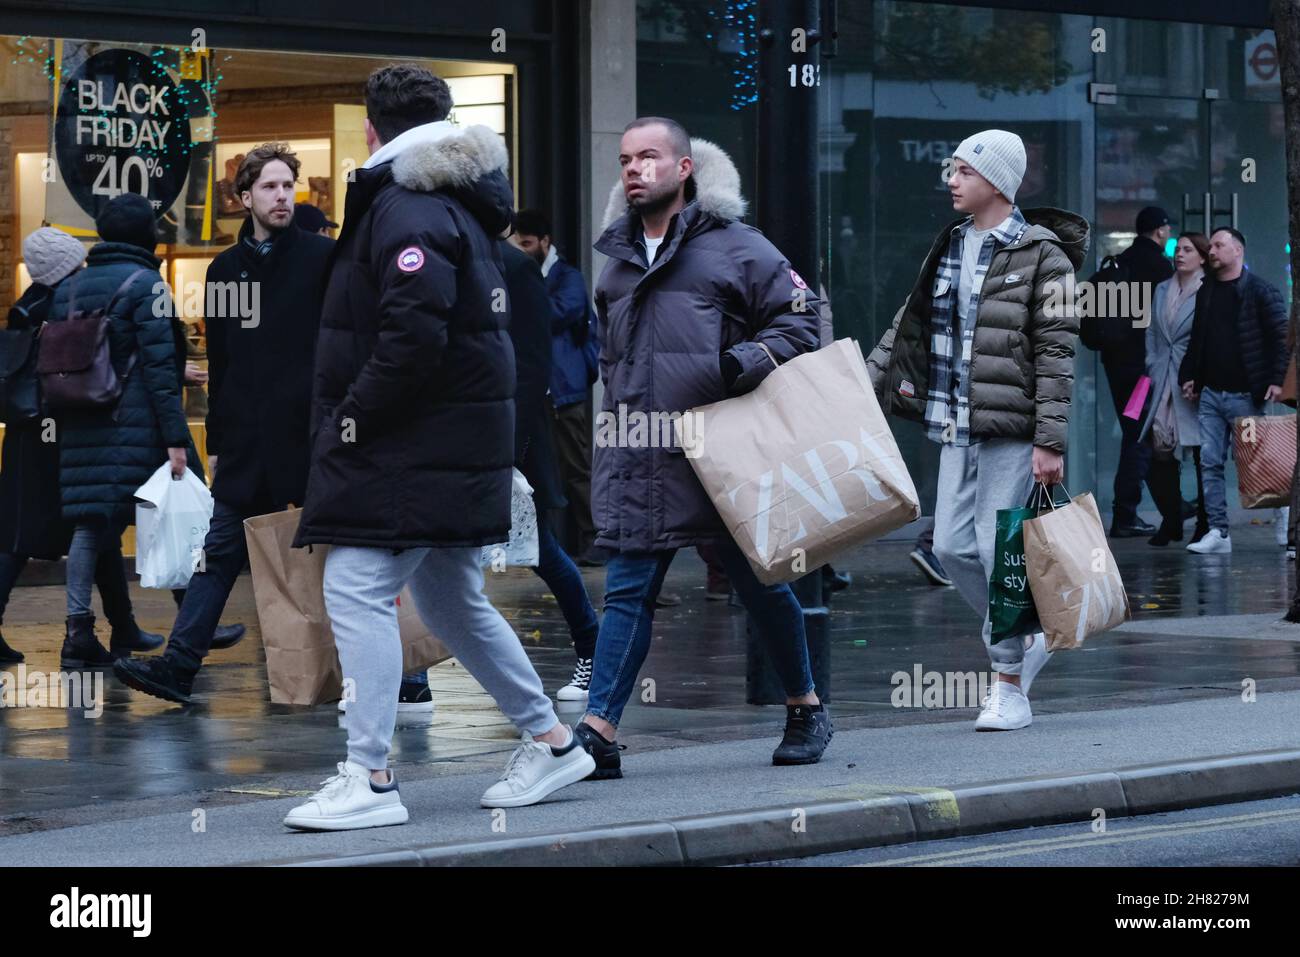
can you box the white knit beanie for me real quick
[952,130,1026,203]
[22,226,87,287]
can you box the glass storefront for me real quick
[635,0,1287,518]
[0,33,519,551]
[2,35,515,362]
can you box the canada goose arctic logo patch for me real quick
[397,247,425,272]
[789,269,808,290]
[899,379,916,398]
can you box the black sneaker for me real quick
[397,679,434,713]
[209,623,247,650]
[909,548,953,586]
[574,722,627,780]
[113,655,196,705]
[772,703,833,766]
[557,657,592,701]
[0,630,23,664]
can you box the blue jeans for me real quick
[66,521,129,617]
[585,539,815,728]
[1197,388,1264,533]
[165,498,258,672]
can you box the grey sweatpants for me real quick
[932,438,1036,675]
[324,544,559,770]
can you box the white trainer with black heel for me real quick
[283,761,409,831]
[480,729,596,808]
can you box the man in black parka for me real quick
[282,65,592,833]
[115,144,332,703]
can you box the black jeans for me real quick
[165,497,259,672]
[1105,362,1155,526]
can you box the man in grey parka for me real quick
[573,117,831,776]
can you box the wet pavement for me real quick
[2,512,1300,831]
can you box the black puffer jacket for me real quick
[295,123,516,549]
[47,242,198,527]
[592,139,822,552]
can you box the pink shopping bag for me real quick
[1122,375,1151,420]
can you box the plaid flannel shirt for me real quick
[924,207,1028,446]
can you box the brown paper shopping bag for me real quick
[243,508,450,705]
[682,338,920,585]
[1233,414,1297,509]
[1023,491,1130,651]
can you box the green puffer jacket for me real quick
[866,207,1090,453]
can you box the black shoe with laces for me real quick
[574,722,627,779]
[557,657,592,700]
[772,703,833,766]
[0,630,23,664]
[113,655,196,705]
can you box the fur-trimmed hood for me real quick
[600,137,747,231]
[369,120,513,236]
[387,122,509,192]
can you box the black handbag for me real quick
[0,325,40,423]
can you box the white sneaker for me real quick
[1021,632,1052,697]
[975,681,1032,731]
[480,729,596,808]
[1187,528,1231,554]
[283,761,409,831]
[556,658,593,701]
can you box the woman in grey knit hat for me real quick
[0,226,164,664]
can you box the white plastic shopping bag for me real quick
[481,468,539,569]
[134,463,214,589]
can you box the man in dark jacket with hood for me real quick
[867,129,1091,733]
[283,65,593,832]
[573,117,830,779]
[115,142,333,704]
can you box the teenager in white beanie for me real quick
[867,129,1090,731]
